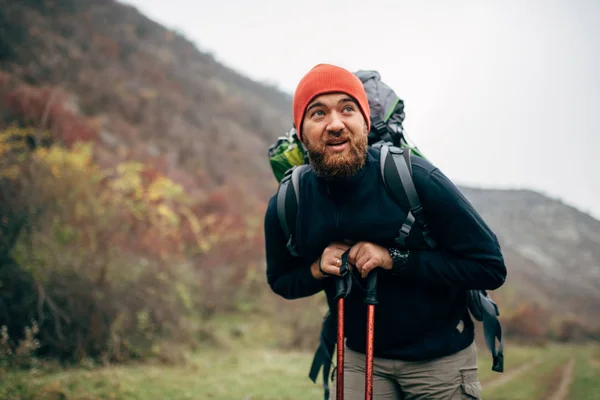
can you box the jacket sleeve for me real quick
[399,165,507,290]
[264,195,326,299]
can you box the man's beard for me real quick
[302,126,369,180]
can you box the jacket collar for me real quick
[314,150,374,194]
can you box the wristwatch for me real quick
[388,248,411,274]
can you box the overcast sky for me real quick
[120,0,599,219]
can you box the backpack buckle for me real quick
[371,116,387,135]
[282,167,294,181]
[410,204,424,217]
[388,146,403,155]
[395,223,412,245]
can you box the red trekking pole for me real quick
[335,254,378,400]
[334,250,354,400]
[364,269,378,400]
[335,278,346,400]
[334,262,350,400]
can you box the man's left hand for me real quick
[348,241,392,278]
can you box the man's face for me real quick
[301,93,369,179]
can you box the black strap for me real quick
[371,115,387,136]
[308,311,337,399]
[337,250,354,298]
[470,290,504,372]
[380,145,437,248]
[276,165,307,257]
[484,309,504,372]
[277,172,292,239]
[291,164,303,203]
[380,146,416,246]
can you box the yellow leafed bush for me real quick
[1,138,251,365]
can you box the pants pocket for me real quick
[459,367,482,399]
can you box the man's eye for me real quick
[343,105,355,112]
[311,110,325,117]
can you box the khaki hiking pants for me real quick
[330,341,482,400]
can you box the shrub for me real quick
[501,302,550,342]
[0,321,41,369]
[0,138,245,364]
[553,316,596,343]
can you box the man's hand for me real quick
[311,242,352,279]
[348,241,392,278]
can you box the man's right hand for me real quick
[311,242,352,279]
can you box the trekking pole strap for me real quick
[334,249,353,300]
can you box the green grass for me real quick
[1,314,599,400]
[569,343,600,399]
[1,348,322,400]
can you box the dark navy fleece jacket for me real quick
[264,147,507,361]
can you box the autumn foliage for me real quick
[0,75,266,364]
[501,302,550,342]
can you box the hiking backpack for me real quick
[268,70,504,398]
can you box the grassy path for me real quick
[482,345,570,400]
[565,344,600,399]
[547,358,575,400]
[1,338,599,399]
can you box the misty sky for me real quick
[120,0,599,219]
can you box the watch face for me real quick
[390,248,409,263]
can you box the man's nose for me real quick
[326,111,344,133]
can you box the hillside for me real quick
[1,0,290,210]
[1,0,600,345]
[461,188,600,325]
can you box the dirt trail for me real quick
[548,358,575,400]
[483,358,543,390]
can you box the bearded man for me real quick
[263,64,507,399]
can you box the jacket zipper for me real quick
[327,183,341,232]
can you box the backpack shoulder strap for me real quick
[381,144,504,372]
[379,145,437,248]
[276,165,307,257]
[380,144,505,373]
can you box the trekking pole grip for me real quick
[335,276,346,299]
[364,269,379,305]
[334,249,351,300]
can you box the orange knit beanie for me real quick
[293,64,371,141]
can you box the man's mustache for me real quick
[322,133,351,145]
